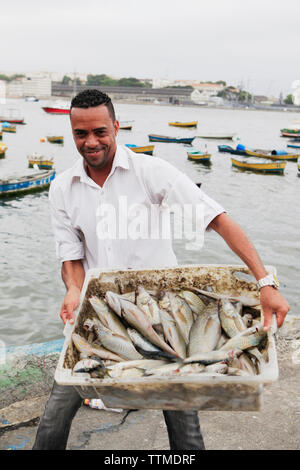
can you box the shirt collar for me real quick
[71,145,130,185]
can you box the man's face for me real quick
[70,105,119,170]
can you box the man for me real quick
[33,89,289,450]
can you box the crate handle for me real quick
[63,320,74,339]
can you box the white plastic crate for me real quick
[55,264,279,411]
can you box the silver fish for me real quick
[184,287,260,307]
[144,362,183,377]
[136,286,161,326]
[73,356,105,374]
[178,290,207,316]
[106,359,169,373]
[127,328,178,361]
[188,310,221,356]
[166,292,194,345]
[218,299,247,338]
[242,314,253,328]
[184,348,242,365]
[72,333,124,362]
[227,367,251,377]
[159,307,186,359]
[105,291,179,358]
[89,296,130,339]
[204,362,228,374]
[107,367,145,380]
[178,363,206,375]
[219,325,266,352]
[94,326,143,361]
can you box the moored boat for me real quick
[198,133,235,140]
[168,121,198,128]
[46,135,64,144]
[0,142,7,158]
[245,148,299,162]
[0,107,25,124]
[27,153,54,170]
[119,120,134,130]
[42,101,70,114]
[0,169,56,198]
[148,134,195,144]
[0,130,2,141]
[1,122,16,133]
[298,159,300,177]
[218,144,247,156]
[187,148,211,164]
[125,144,154,155]
[280,128,300,138]
[231,157,286,174]
[287,143,300,149]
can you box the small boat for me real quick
[125,144,154,155]
[198,133,235,140]
[46,135,64,144]
[168,121,198,128]
[231,157,286,174]
[0,130,2,141]
[218,144,247,156]
[0,169,56,198]
[25,96,39,102]
[298,160,300,177]
[280,128,300,138]
[187,148,211,164]
[42,101,70,114]
[287,143,300,149]
[119,120,134,130]
[27,153,54,170]
[0,142,7,159]
[148,134,196,144]
[245,148,299,162]
[0,107,25,124]
[1,122,16,133]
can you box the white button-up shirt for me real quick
[49,145,225,271]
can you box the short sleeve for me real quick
[49,181,85,263]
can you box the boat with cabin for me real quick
[27,153,54,170]
[42,101,70,114]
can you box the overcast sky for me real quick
[1,0,299,97]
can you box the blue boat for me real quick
[218,144,247,156]
[148,134,195,144]
[287,144,300,149]
[0,169,56,198]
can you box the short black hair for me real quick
[70,89,116,122]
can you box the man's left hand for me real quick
[259,286,290,331]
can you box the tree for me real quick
[62,75,72,85]
[284,94,294,105]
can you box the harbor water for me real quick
[0,99,299,347]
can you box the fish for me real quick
[105,291,179,358]
[73,356,105,374]
[183,349,242,365]
[242,314,253,328]
[106,359,169,373]
[188,308,221,356]
[227,367,251,377]
[72,333,124,362]
[178,363,206,375]
[215,333,228,350]
[183,287,260,307]
[159,307,186,359]
[219,325,267,352]
[120,291,136,303]
[106,367,145,380]
[136,286,161,327]
[144,362,183,377]
[218,299,247,338]
[178,290,207,316]
[165,292,194,345]
[89,296,130,339]
[93,325,143,361]
[204,362,228,374]
[127,328,178,361]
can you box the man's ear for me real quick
[114,120,119,135]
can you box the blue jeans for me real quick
[32,380,205,450]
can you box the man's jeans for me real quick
[32,380,205,450]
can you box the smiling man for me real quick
[32,89,289,451]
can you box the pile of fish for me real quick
[71,286,267,381]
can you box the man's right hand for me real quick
[60,286,81,324]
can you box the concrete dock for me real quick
[1,316,300,451]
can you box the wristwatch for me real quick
[257,273,279,290]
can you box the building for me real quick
[6,75,51,98]
[293,88,300,106]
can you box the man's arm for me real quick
[208,212,290,331]
[60,260,85,324]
